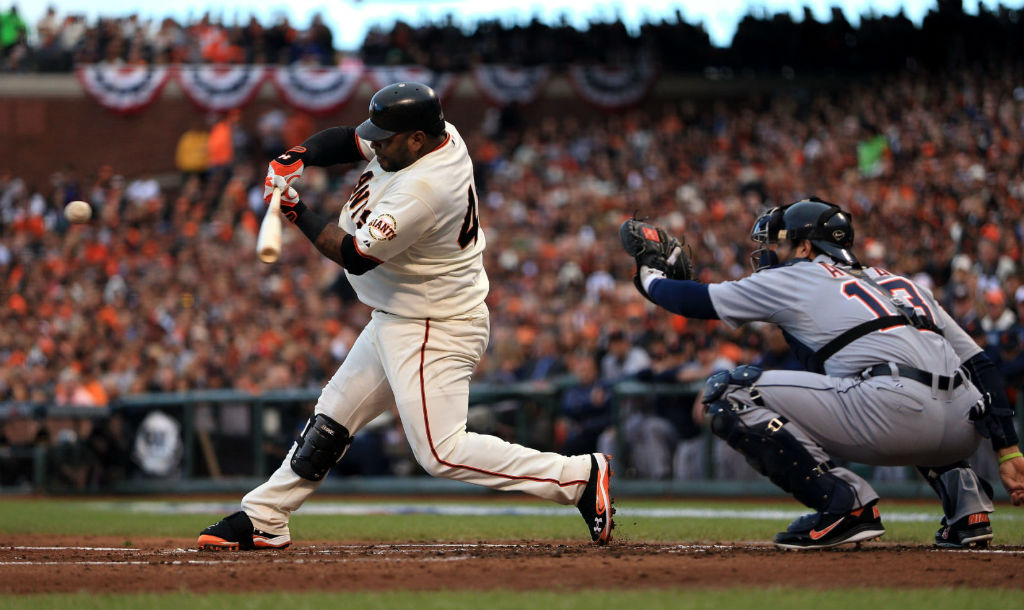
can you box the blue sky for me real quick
[16,0,1020,50]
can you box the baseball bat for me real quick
[257,187,283,263]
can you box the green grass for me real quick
[3,588,1023,610]
[0,496,1022,545]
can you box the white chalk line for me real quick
[86,501,1024,523]
[3,541,1021,566]
[0,553,476,566]
[7,546,139,551]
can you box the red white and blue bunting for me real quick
[364,66,459,100]
[176,64,268,112]
[566,63,658,110]
[75,63,171,115]
[269,63,365,115]
[470,65,550,106]
[75,63,663,114]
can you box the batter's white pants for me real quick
[242,305,591,534]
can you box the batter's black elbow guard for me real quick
[963,352,1020,450]
[341,234,381,275]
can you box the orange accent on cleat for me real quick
[197,534,239,551]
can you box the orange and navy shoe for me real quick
[774,500,885,550]
[576,453,614,545]
[197,511,291,551]
[935,513,993,549]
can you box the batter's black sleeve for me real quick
[301,127,367,166]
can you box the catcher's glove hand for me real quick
[619,216,694,301]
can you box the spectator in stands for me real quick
[980,288,1016,347]
[282,110,314,150]
[257,107,287,159]
[949,283,980,329]
[557,351,613,456]
[519,331,568,382]
[206,110,237,183]
[0,405,41,486]
[599,330,650,381]
[175,120,210,178]
[0,5,27,70]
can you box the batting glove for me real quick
[266,174,305,223]
[264,145,306,203]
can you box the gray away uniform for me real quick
[707,255,991,522]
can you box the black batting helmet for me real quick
[356,82,446,141]
[779,198,859,266]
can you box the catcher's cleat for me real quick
[773,500,885,550]
[197,511,291,551]
[577,453,614,545]
[935,513,993,549]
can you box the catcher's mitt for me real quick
[620,216,693,298]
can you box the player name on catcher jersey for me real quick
[708,255,980,377]
[340,123,489,319]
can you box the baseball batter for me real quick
[198,83,613,550]
[621,198,1024,549]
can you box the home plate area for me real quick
[1,536,1022,594]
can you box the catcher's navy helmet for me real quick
[356,82,446,141]
[779,198,858,267]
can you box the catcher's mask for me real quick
[749,206,783,272]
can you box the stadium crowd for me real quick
[1,1,1023,73]
[2,5,1024,488]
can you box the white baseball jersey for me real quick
[339,123,489,319]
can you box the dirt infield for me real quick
[1,534,1022,594]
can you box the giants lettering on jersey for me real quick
[347,171,374,229]
[368,214,397,241]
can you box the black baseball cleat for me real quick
[197,511,291,551]
[773,501,885,550]
[576,453,614,545]
[935,513,993,549]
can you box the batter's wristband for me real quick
[998,451,1023,464]
[293,202,329,243]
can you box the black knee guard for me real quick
[290,414,353,481]
[708,400,855,514]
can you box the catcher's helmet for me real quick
[356,82,446,141]
[779,198,859,267]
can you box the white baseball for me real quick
[64,200,92,223]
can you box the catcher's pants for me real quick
[723,369,993,523]
[243,305,591,534]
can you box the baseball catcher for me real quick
[621,198,1024,550]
